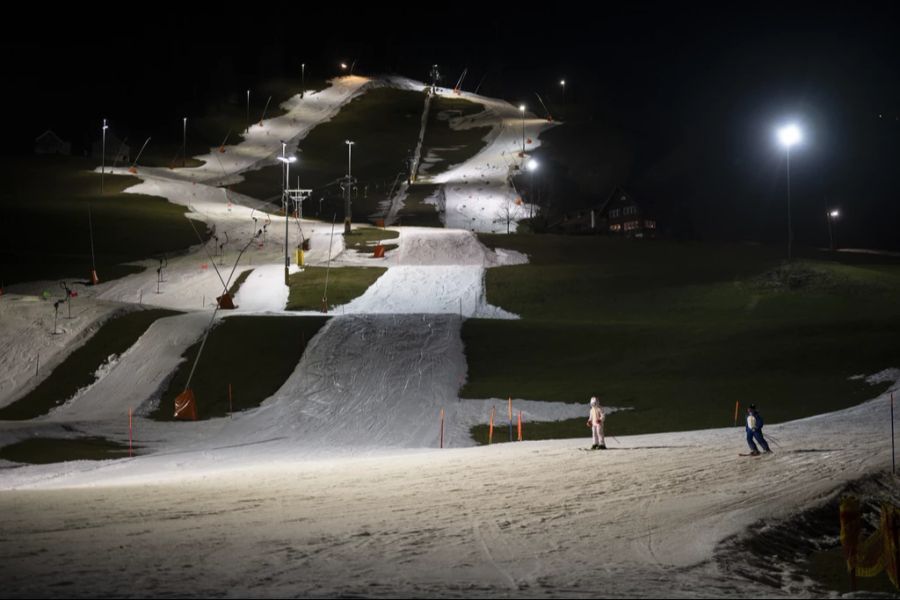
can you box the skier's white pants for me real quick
[592,424,605,446]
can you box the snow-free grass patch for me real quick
[416,95,490,177]
[0,437,133,464]
[343,228,399,253]
[151,315,328,421]
[0,156,208,285]
[0,308,180,421]
[286,266,387,312]
[231,87,426,218]
[464,235,900,439]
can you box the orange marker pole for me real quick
[517,411,522,441]
[440,408,445,449]
[489,407,495,445]
[128,408,133,457]
[734,401,740,427]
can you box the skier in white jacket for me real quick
[587,396,606,450]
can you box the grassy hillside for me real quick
[231,87,426,219]
[0,156,207,285]
[286,265,387,312]
[465,235,900,441]
[152,316,329,421]
[0,308,180,420]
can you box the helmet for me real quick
[590,397,598,406]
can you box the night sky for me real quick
[3,3,898,248]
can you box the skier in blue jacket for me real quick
[746,404,772,455]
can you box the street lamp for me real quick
[826,209,840,251]
[278,142,297,285]
[527,159,539,219]
[100,118,108,194]
[344,140,355,235]
[182,117,188,168]
[519,104,526,155]
[559,79,566,119]
[776,123,802,261]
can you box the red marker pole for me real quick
[489,407,495,445]
[517,411,523,442]
[440,408,445,449]
[734,401,740,427]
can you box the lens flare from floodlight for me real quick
[527,159,539,171]
[830,210,840,218]
[777,124,802,148]
[519,105,526,112]
[560,79,566,86]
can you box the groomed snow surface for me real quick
[1,76,895,598]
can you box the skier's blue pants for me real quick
[746,428,770,452]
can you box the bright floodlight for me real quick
[777,124,802,148]
[340,63,348,70]
[560,79,566,86]
[527,159,539,171]
[277,156,296,163]
[519,104,526,112]
[830,209,840,218]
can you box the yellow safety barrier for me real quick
[840,496,900,589]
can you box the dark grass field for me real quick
[231,87,426,220]
[416,95,491,177]
[131,76,332,169]
[286,266,387,312]
[0,437,133,464]
[0,308,180,421]
[151,316,329,421]
[0,156,207,286]
[465,235,900,441]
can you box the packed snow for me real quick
[0,75,895,598]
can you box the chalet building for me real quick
[91,132,130,164]
[596,188,656,238]
[34,130,71,155]
[549,188,657,237]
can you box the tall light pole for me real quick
[344,140,355,235]
[100,119,108,194]
[301,63,306,96]
[527,158,539,220]
[182,117,188,168]
[777,123,802,261]
[519,104,526,155]
[559,79,566,120]
[278,142,297,286]
[826,209,840,251]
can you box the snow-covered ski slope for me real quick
[1,74,897,598]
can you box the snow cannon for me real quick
[216,293,236,310]
[174,389,198,420]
